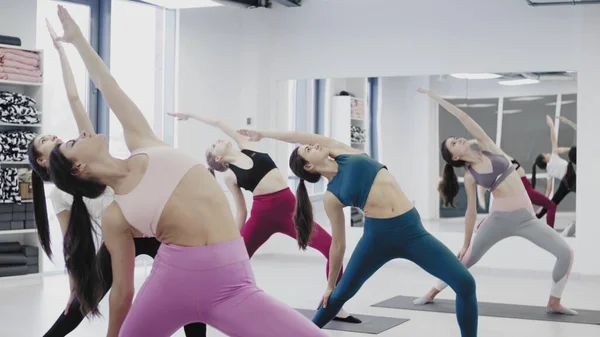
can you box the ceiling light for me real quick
[500,109,522,114]
[509,96,544,102]
[455,103,497,108]
[498,79,540,86]
[450,73,502,80]
[140,0,223,8]
[546,100,576,106]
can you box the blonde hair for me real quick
[205,147,229,172]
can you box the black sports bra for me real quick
[511,159,521,170]
[229,149,278,192]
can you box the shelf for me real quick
[0,229,37,235]
[0,43,42,53]
[1,199,33,204]
[0,161,29,165]
[351,118,364,122]
[0,122,42,128]
[0,79,42,87]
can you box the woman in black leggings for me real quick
[536,117,576,222]
[29,22,206,337]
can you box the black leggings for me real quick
[537,180,574,219]
[43,238,207,337]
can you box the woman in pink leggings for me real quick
[169,112,359,324]
[46,7,327,337]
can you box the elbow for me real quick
[110,284,134,305]
[332,240,346,253]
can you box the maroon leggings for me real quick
[520,176,557,228]
[242,188,342,283]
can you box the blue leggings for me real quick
[312,208,478,337]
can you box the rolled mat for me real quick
[0,242,22,254]
[0,265,28,277]
[0,253,26,266]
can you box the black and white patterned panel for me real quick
[0,131,37,162]
[0,91,36,107]
[1,168,20,203]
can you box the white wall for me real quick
[177,0,600,276]
[0,0,38,49]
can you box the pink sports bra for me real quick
[114,146,199,237]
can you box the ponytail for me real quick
[438,163,460,207]
[531,163,537,189]
[532,154,547,189]
[63,195,102,316]
[208,167,215,177]
[31,170,52,259]
[294,179,314,250]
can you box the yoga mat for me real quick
[0,242,21,253]
[295,308,409,334]
[0,253,26,265]
[372,295,600,325]
[0,265,28,277]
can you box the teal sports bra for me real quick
[326,154,387,209]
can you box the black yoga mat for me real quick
[0,253,26,265]
[0,242,22,254]
[295,308,409,334]
[372,295,600,325]
[0,265,28,277]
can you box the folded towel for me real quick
[0,91,36,107]
[0,72,42,83]
[0,264,28,277]
[0,48,39,61]
[0,50,39,67]
[0,242,21,254]
[0,59,38,71]
[0,253,27,266]
[0,66,42,77]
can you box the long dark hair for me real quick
[439,138,466,207]
[563,146,576,191]
[289,147,321,250]
[48,145,106,316]
[531,154,547,189]
[27,141,52,259]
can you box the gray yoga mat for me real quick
[295,308,409,334]
[372,295,600,325]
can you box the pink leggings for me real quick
[521,176,557,228]
[242,188,342,283]
[119,238,327,337]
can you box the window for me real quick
[40,0,97,273]
[108,0,166,158]
[287,79,319,194]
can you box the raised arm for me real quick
[546,116,559,154]
[237,129,361,157]
[55,5,161,151]
[557,116,577,130]
[224,173,247,230]
[418,88,500,153]
[168,112,255,150]
[323,193,346,290]
[46,20,94,135]
[102,205,135,337]
[461,173,478,258]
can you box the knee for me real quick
[559,245,574,263]
[454,271,477,298]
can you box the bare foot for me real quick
[547,297,578,315]
[413,288,439,305]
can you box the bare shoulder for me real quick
[324,191,343,207]
[102,203,130,233]
[223,170,238,186]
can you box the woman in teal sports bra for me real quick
[237,128,479,337]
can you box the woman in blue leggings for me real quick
[237,128,479,337]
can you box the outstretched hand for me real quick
[45,19,63,51]
[53,5,84,44]
[167,112,190,121]
[417,87,429,94]
[237,129,263,142]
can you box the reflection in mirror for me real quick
[434,72,577,237]
[281,72,576,238]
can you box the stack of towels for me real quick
[0,91,41,124]
[0,48,42,83]
[0,242,38,277]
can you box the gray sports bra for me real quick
[467,151,514,192]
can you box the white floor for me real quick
[1,252,599,337]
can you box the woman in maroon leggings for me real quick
[168,112,360,324]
